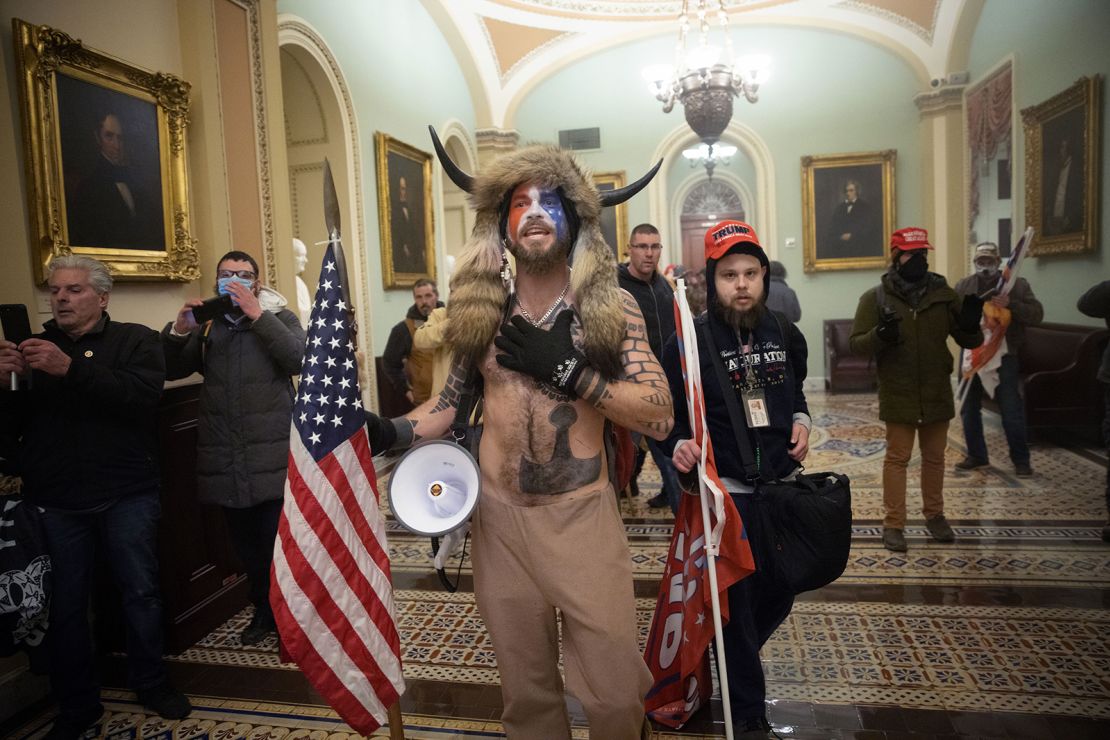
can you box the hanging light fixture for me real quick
[643,0,770,176]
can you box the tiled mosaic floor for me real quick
[7,392,1109,739]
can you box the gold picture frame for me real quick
[1021,75,1101,256]
[12,18,198,283]
[592,171,628,256]
[802,150,896,272]
[375,132,434,288]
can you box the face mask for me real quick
[217,276,255,305]
[897,251,928,282]
[976,263,999,279]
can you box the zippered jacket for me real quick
[850,272,983,425]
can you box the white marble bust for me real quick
[293,237,311,327]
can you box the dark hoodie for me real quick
[660,255,809,482]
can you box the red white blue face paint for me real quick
[508,183,569,246]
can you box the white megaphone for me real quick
[388,440,480,590]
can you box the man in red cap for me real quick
[850,228,983,552]
[660,220,811,738]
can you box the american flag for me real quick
[643,280,754,728]
[270,243,404,734]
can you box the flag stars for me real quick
[329,337,341,349]
[313,412,326,426]
[324,260,335,273]
[324,356,337,369]
[317,393,330,406]
[346,340,356,352]
[308,431,321,444]
[336,299,346,311]
[330,415,344,428]
[339,377,351,390]
[321,375,334,388]
[322,279,333,291]
[307,354,319,366]
[336,395,349,409]
[299,411,308,423]
[315,316,327,329]
[332,317,345,331]
[302,373,316,386]
[343,358,354,371]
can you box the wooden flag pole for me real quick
[388,701,405,739]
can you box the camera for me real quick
[191,295,235,324]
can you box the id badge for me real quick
[741,388,770,428]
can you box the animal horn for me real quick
[598,159,663,207]
[429,126,474,193]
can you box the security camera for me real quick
[930,77,944,88]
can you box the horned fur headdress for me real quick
[431,127,660,380]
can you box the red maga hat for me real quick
[889,227,934,252]
[704,220,764,262]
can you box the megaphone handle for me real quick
[431,537,459,593]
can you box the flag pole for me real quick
[323,159,406,740]
[677,279,735,740]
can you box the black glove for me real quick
[875,305,902,344]
[364,410,396,454]
[958,293,984,333]
[494,310,587,395]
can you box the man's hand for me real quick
[173,300,204,334]
[19,339,71,377]
[876,307,902,344]
[364,410,398,454]
[789,423,810,462]
[405,389,415,404]
[958,293,984,332]
[990,293,1010,309]
[671,438,700,473]
[0,340,28,386]
[226,281,262,321]
[433,523,469,570]
[494,310,587,394]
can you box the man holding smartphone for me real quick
[0,256,190,739]
[162,251,305,646]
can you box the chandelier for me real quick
[682,142,737,179]
[643,0,769,175]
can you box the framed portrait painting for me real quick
[1021,75,1101,256]
[12,19,198,282]
[801,150,896,272]
[592,171,628,257]
[375,132,434,288]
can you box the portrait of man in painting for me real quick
[57,73,166,251]
[815,164,884,261]
[1040,107,1085,237]
[388,152,429,276]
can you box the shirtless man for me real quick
[364,139,671,739]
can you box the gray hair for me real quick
[47,255,114,294]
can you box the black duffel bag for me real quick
[758,472,852,594]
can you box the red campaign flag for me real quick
[642,286,755,728]
[271,243,405,735]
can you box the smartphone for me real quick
[191,295,235,324]
[0,304,33,344]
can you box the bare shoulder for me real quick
[618,289,647,335]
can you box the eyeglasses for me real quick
[630,243,663,252]
[217,270,257,280]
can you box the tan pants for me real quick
[882,420,949,529]
[471,488,652,740]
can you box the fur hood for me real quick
[446,144,625,379]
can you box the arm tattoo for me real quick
[431,361,468,414]
[575,367,613,406]
[390,418,421,449]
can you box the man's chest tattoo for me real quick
[518,403,601,494]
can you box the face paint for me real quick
[507,184,569,246]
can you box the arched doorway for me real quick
[679,179,746,271]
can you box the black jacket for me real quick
[1,316,164,509]
[162,308,305,508]
[661,309,809,482]
[618,264,675,360]
[1077,281,1110,384]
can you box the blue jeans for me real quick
[647,437,683,513]
[960,353,1030,465]
[41,490,166,718]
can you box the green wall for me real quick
[968,0,1110,328]
[278,0,477,355]
[513,25,923,378]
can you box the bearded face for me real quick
[505,182,571,272]
[712,251,767,333]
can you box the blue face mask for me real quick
[217,276,254,305]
